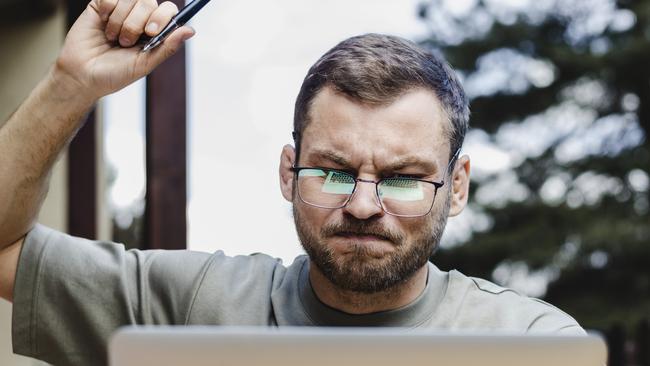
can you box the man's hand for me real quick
[54,0,195,101]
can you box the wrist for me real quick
[23,65,98,134]
[47,62,98,107]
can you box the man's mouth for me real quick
[335,231,394,245]
[335,232,391,243]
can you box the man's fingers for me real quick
[102,0,179,46]
[105,0,137,41]
[119,0,158,46]
[145,1,179,36]
[97,0,119,21]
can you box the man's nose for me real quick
[342,179,384,219]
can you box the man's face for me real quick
[285,87,456,294]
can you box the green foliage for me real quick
[420,0,650,332]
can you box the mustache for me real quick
[320,218,405,245]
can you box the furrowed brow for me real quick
[307,149,352,168]
[304,149,439,174]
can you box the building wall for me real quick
[0,5,66,365]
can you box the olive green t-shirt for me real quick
[12,225,584,365]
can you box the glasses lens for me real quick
[297,169,354,208]
[378,178,436,216]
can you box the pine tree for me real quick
[419,0,650,331]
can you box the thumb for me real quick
[145,26,195,68]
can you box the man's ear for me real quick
[449,154,470,217]
[279,144,296,202]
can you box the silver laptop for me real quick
[109,326,607,366]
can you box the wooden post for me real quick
[144,0,187,250]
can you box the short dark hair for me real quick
[292,33,469,167]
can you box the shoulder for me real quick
[440,269,584,333]
[22,224,284,281]
[19,224,287,308]
[148,249,288,298]
[184,250,291,324]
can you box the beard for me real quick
[293,192,451,294]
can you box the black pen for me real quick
[141,0,212,52]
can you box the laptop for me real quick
[109,326,607,366]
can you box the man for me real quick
[0,0,583,365]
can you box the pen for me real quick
[141,0,212,52]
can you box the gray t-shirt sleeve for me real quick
[12,224,214,366]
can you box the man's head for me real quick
[279,34,471,295]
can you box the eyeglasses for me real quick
[291,151,459,218]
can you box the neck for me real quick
[308,262,429,314]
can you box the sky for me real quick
[188,0,447,263]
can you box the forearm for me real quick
[0,66,95,248]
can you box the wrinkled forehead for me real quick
[299,87,452,170]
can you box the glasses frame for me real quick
[291,149,460,218]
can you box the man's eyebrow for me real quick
[383,156,438,173]
[306,149,352,167]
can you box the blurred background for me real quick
[415,1,649,364]
[0,0,648,365]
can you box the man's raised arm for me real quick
[0,0,194,302]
